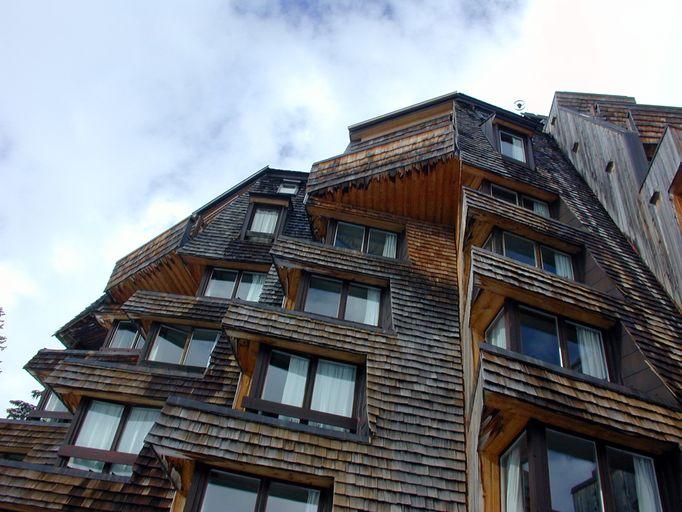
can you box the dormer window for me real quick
[490,184,550,218]
[301,275,383,327]
[203,268,265,302]
[249,205,280,235]
[277,180,299,195]
[484,230,575,280]
[499,129,527,163]
[146,325,220,368]
[107,321,144,350]
[485,302,610,380]
[332,220,398,258]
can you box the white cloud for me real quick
[0,0,680,410]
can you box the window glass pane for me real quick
[607,448,662,512]
[183,329,219,367]
[115,407,160,454]
[519,308,561,366]
[541,247,574,280]
[304,277,342,318]
[278,182,299,195]
[565,323,608,380]
[266,481,320,512]
[200,470,260,512]
[334,222,365,252]
[491,185,519,205]
[249,206,280,234]
[500,433,530,512]
[147,325,187,365]
[503,233,537,266]
[546,430,602,512]
[311,360,356,418]
[522,197,550,218]
[43,391,68,413]
[236,272,266,302]
[75,401,124,451]
[485,310,507,349]
[500,131,527,162]
[68,457,105,472]
[367,229,397,258]
[262,351,309,408]
[205,269,238,298]
[344,284,381,326]
[110,321,139,349]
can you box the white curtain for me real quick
[245,273,265,302]
[555,252,574,279]
[533,200,550,218]
[363,287,381,326]
[305,489,320,512]
[251,208,279,234]
[281,355,308,407]
[116,407,160,454]
[311,360,356,417]
[75,401,124,450]
[501,439,523,512]
[576,325,608,379]
[633,455,662,512]
[486,312,507,349]
[382,232,397,258]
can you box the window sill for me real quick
[141,360,208,374]
[58,445,138,466]
[500,154,532,169]
[242,396,357,431]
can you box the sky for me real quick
[0,0,681,411]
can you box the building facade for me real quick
[0,92,680,511]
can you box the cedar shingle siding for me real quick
[3,93,680,511]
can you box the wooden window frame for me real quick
[143,323,220,370]
[199,267,267,301]
[500,422,669,512]
[185,465,332,512]
[486,229,576,281]
[104,319,145,351]
[27,389,72,421]
[487,300,614,382]
[242,345,366,434]
[327,219,402,259]
[497,127,532,166]
[489,183,551,218]
[240,202,287,242]
[296,273,390,328]
[59,398,158,473]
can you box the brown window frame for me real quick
[199,267,267,301]
[185,465,332,512]
[242,345,366,434]
[489,183,552,218]
[483,229,577,281]
[500,421,669,512]
[240,202,287,242]
[27,389,72,422]
[485,300,615,382]
[326,219,403,259]
[59,398,159,474]
[104,319,145,351]
[296,273,390,328]
[143,323,221,370]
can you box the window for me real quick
[485,302,609,380]
[500,426,663,512]
[332,221,398,258]
[243,203,285,242]
[147,325,220,368]
[203,268,266,302]
[490,184,550,218]
[193,469,326,512]
[500,130,527,163]
[63,400,159,476]
[108,321,144,349]
[243,347,361,433]
[29,390,71,422]
[303,275,382,327]
[277,180,299,195]
[485,230,574,280]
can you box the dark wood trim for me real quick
[58,445,138,466]
[105,320,144,350]
[526,422,550,512]
[26,410,72,421]
[242,397,357,431]
[241,202,287,242]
